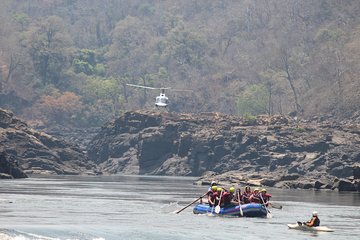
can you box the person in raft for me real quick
[208,180,217,191]
[241,186,252,203]
[249,188,262,203]
[222,187,238,207]
[200,181,217,204]
[206,185,218,206]
[259,188,271,206]
[298,211,320,227]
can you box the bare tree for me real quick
[279,48,301,112]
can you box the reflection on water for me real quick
[0,175,359,240]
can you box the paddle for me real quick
[269,202,283,209]
[260,194,272,218]
[214,190,223,214]
[175,192,207,214]
[208,205,215,216]
[237,191,243,217]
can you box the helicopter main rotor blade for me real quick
[126,83,159,90]
[170,88,192,92]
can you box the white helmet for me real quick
[312,211,318,216]
[211,180,217,186]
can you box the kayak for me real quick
[287,223,334,232]
[193,203,268,217]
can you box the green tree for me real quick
[82,77,123,122]
[26,16,72,87]
[236,84,269,115]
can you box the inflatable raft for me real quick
[193,203,268,217]
[287,223,334,232]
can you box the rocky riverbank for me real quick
[0,108,99,177]
[88,110,360,191]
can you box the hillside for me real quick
[0,0,360,127]
[88,111,360,191]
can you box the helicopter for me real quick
[126,83,170,108]
[126,83,189,108]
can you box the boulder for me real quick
[279,174,300,181]
[354,166,360,179]
[333,179,357,191]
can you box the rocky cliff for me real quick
[88,111,360,191]
[0,108,98,176]
[0,151,28,179]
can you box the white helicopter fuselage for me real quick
[155,93,169,107]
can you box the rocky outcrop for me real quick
[88,111,360,191]
[0,151,27,179]
[0,108,98,176]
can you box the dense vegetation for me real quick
[0,0,359,127]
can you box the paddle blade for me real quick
[214,205,221,214]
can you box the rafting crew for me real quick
[201,181,274,208]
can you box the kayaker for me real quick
[305,211,320,227]
[297,211,320,227]
[241,186,252,203]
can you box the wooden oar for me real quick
[214,190,223,214]
[237,191,243,217]
[260,194,272,218]
[175,192,207,214]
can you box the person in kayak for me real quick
[305,211,320,227]
[298,211,320,227]
[241,186,252,203]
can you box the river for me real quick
[0,175,359,240]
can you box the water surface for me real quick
[0,175,359,240]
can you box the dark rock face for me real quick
[88,111,360,191]
[0,151,27,179]
[0,108,98,176]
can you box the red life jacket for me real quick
[222,192,233,205]
[210,192,219,202]
[250,193,261,203]
[241,192,251,203]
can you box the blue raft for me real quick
[193,203,268,217]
